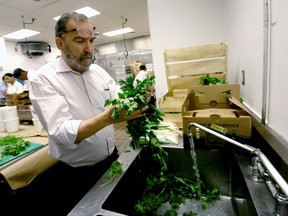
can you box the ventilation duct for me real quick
[15,41,51,58]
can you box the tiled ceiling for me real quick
[0,0,150,47]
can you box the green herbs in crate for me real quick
[199,74,226,85]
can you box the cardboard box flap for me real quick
[182,84,240,113]
[182,84,252,138]
[228,96,251,115]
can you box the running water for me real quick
[188,130,202,197]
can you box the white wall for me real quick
[0,40,60,78]
[147,0,225,99]
[225,0,263,117]
[268,0,288,140]
[226,0,288,141]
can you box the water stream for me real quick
[188,130,201,199]
[188,132,200,181]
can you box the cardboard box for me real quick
[6,98,31,106]
[158,89,188,129]
[182,84,251,141]
[5,92,31,107]
[5,92,29,100]
[130,61,143,77]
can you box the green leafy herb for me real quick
[134,172,219,215]
[105,76,220,215]
[100,161,122,187]
[105,76,167,170]
[0,135,30,159]
[199,75,226,85]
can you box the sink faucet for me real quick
[187,123,288,199]
[274,192,288,216]
[251,155,288,216]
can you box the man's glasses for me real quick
[61,27,100,38]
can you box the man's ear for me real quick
[55,37,63,50]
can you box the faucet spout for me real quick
[188,122,288,198]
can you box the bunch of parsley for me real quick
[105,76,168,171]
[104,76,220,215]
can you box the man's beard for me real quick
[63,47,93,73]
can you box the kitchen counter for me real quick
[0,123,58,190]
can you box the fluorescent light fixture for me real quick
[53,6,101,20]
[3,29,40,40]
[76,6,100,17]
[103,27,134,37]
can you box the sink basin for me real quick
[68,142,278,216]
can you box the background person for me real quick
[3,72,24,94]
[13,68,31,91]
[133,65,156,105]
[0,75,8,104]
[18,12,145,215]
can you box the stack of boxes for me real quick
[158,42,252,147]
[159,42,228,128]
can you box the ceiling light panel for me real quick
[3,29,40,39]
[53,6,101,20]
[103,27,134,37]
[75,6,101,17]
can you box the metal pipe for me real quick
[188,122,288,198]
[188,123,256,153]
[262,0,271,124]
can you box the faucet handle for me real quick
[251,156,264,183]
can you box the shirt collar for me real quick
[55,57,73,73]
[55,56,91,75]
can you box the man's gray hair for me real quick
[55,12,90,37]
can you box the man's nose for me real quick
[84,40,94,53]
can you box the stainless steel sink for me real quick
[68,144,275,216]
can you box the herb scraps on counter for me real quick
[100,161,122,187]
[0,135,30,159]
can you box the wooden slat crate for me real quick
[159,42,228,128]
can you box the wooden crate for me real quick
[5,92,31,107]
[159,42,228,128]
